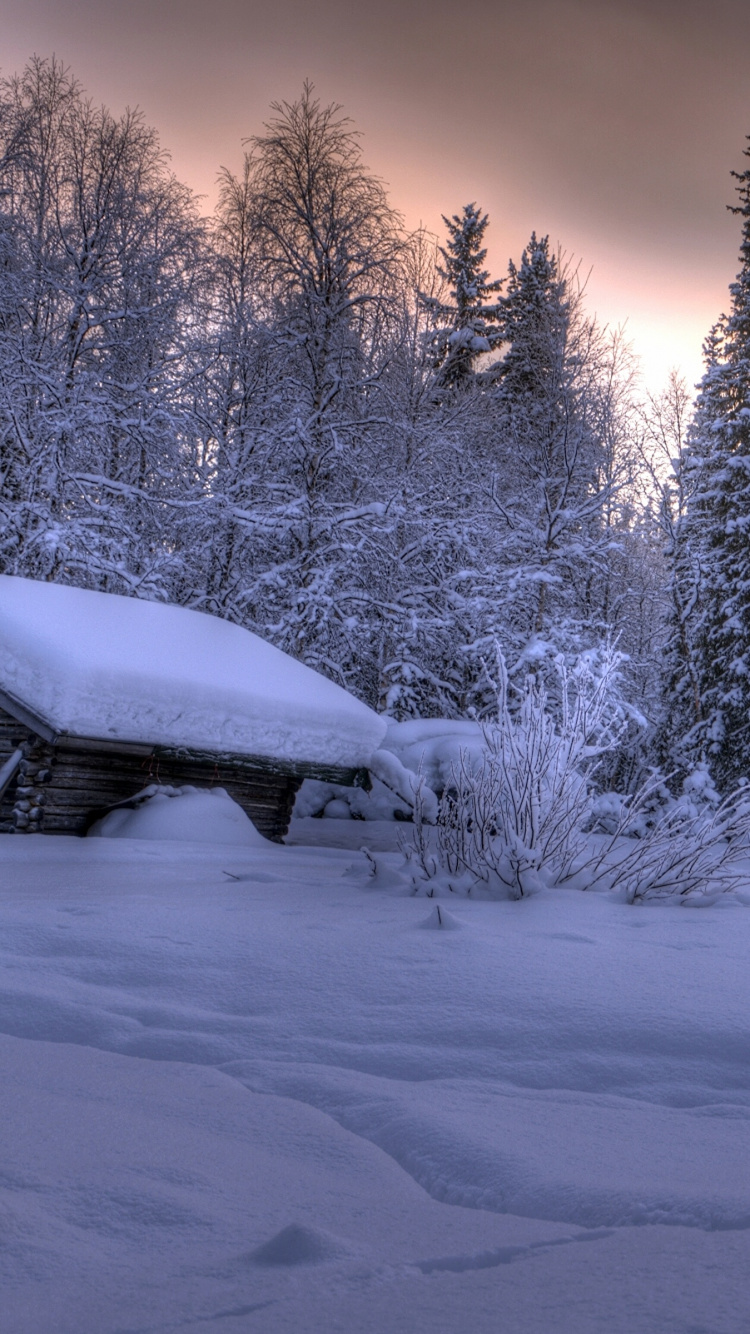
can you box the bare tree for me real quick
[636,371,704,772]
[204,84,407,686]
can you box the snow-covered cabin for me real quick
[0,578,386,840]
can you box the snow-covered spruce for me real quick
[418,201,504,393]
[665,146,750,788]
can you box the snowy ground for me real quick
[1,822,750,1332]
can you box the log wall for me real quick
[0,707,303,841]
[43,743,301,841]
[0,707,30,834]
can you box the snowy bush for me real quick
[406,649,625,899]
[580,777,750,903]
[403,651,750,903]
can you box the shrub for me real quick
[405,649,750,903]
[407,648,624,898]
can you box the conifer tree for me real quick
[487,234,614,658]
[674,148,750,786]
[498,233,568,419]
[421,203,504,391]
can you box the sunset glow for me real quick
[2,0,748,387]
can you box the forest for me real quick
[2,56,750,798]
[3,48,750,1334]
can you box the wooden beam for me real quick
[0,747,22,800]
[54,735,367,785]
[0,690,58,742]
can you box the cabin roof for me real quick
[0,577,386,768]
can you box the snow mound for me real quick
[88,785,267,846]
[419,905,464,930]
[0,576,386,767]
[320,798,352,820]
[249,1223,350,1267]
[383,718,485,796]
[292,776,413,822]
[291,721,482,823]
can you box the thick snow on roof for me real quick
[0,577,386,767]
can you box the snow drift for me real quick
[89,784,268,846]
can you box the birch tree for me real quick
[0,57,207,595]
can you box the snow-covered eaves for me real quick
[0,578,387,771]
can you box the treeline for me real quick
[3,56,747,792]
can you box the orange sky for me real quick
[2,0,750,389]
